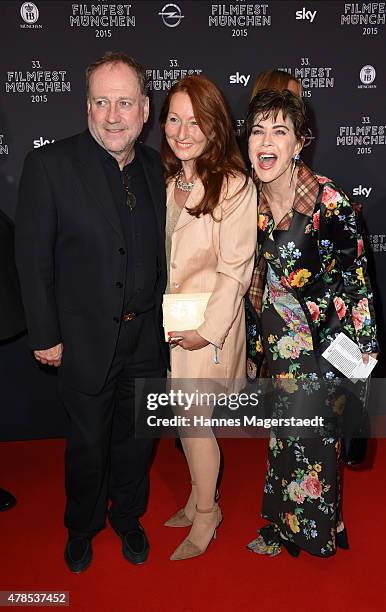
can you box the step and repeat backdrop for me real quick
[0,0,385,438]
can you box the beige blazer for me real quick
[168,173,257,384]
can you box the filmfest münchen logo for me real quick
[69,4,136,32]
[340,3,385,28]
[146,59,203,92]
[359,65,376,88]
[20,2,39,23]
[278,60,334,98]
[5,61,71,101]
[159,3,184,27]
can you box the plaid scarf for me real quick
[248,163,319,315]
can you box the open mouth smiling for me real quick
[257,153,277,169]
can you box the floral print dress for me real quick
[247,163,378,556]
[260,237,342,556]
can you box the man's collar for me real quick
[87,129,112,164]
[86,129,138,170]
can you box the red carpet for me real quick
[0,437,385,611]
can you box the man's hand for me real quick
[34,343,63,367]
[169,330,209,351]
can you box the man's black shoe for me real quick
[64,537,92,573]
[0,488,16,511]
[118,525,149,565]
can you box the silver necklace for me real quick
[176,169,195,192]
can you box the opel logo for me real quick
[159,3,184,28]
[304,128,316,148]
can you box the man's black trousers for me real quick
[59,310,165,537]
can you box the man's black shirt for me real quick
[90,131,159,314]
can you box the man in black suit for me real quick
[15,52,168,572]
[0,208,26,511]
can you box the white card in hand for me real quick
[322,332,377,380]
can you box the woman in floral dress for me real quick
[245,90,378,557]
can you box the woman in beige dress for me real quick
[159,75,257,560]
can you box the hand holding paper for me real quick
[322,332,377,381]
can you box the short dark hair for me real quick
[85,51,148,96]
[245,89,307,141]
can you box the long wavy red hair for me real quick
[160,75,247,218]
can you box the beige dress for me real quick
[166,174,257,388]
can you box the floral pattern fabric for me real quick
[261,237,341,556]
[247,164,378,379]
[247,164,378,556]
